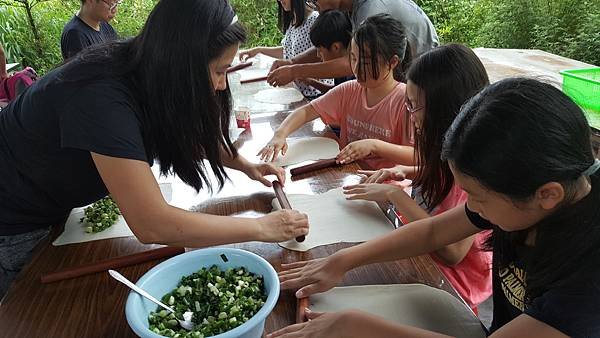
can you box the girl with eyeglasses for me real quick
[0,0,309,298]
[259,14,415,170]
[345,44,493,313]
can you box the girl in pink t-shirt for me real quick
[258,15,414,169]
[344,44,493,311]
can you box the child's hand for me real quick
[267,309,353,338]
[238,47,260,61]
[279,257,348,298]
[269,58,293,73]
[358,165,409,183]
[336,140,376,164]
[268,65,295,87]
[243,162,286,187]
[342,183,398,203]
[257,135,288,162]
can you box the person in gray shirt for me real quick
[267,0,439,87]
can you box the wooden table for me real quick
[0,57,459,337]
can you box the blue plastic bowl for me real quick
[125,248,279,338]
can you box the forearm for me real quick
[274,105,320,138]
[344,311,451,338]
[220,146,250,172]
[127,203,262,247]
[291,57,353,80]
[388,189,475,266]
[257,46,283,59]
[372,140,415,166]
[387,188,429,222]
[432,236,475,266]
[290,46,320,64]
[335,205,479,270]
[402,166,419,180]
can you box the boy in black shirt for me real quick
[60,0,120,60]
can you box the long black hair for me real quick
[408,44,489,211]
[58,0,246,193]
[277,0,307,33]
[442,78,600,301]
[352,14,412,82]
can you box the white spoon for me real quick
[109,269,194,330]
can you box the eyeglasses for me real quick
[305,0,318,10]
[405,100,424,115]
[102,0,122,11]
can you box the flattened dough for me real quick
[254,88,304,105]
[311,284,486,338]
[272,137,339,167]
[53,183,172,246]
[274,188,393,251]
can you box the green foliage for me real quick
[230,0,281,48]
[0,0,597,76]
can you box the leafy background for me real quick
[0,0,598,75]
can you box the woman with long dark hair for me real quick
[272,78,600,337]
[0,0,308,298]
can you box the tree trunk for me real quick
[23,1,43,57]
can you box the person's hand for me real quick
[269,58,293,73]
[336,139,376,164]
[267,309,353,338]
[279,256,348,298]
[256,209,309,242]
[267,65,296,87]
[239,47,260,61]
[358,165,409,183]
[243,162,286,186]
[257,135,288,162]
[343,183,399,203]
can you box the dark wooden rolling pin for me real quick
[296,297,310,323]
[240,75,268,84]
[226,61,252,73]
[41,246,185,284]
[272,181,305,242]
[290,158,339,177]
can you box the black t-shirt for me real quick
[0,62,147,235]
[334,75,355,87]
[465,174,600,337]
[61,15,118,60]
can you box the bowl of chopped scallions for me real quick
[125,248,279,338]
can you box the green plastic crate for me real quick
[560,67,600,131]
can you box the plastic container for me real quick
[235,106,251,129]
[125,248,279,338]
[560,67,600,130]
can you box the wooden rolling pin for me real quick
[272,181,305,242]
[296,297,310,323]
[240,75,268,84]
[41,246,185,284]
[290,158,339,176]
[226,61,252,73]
